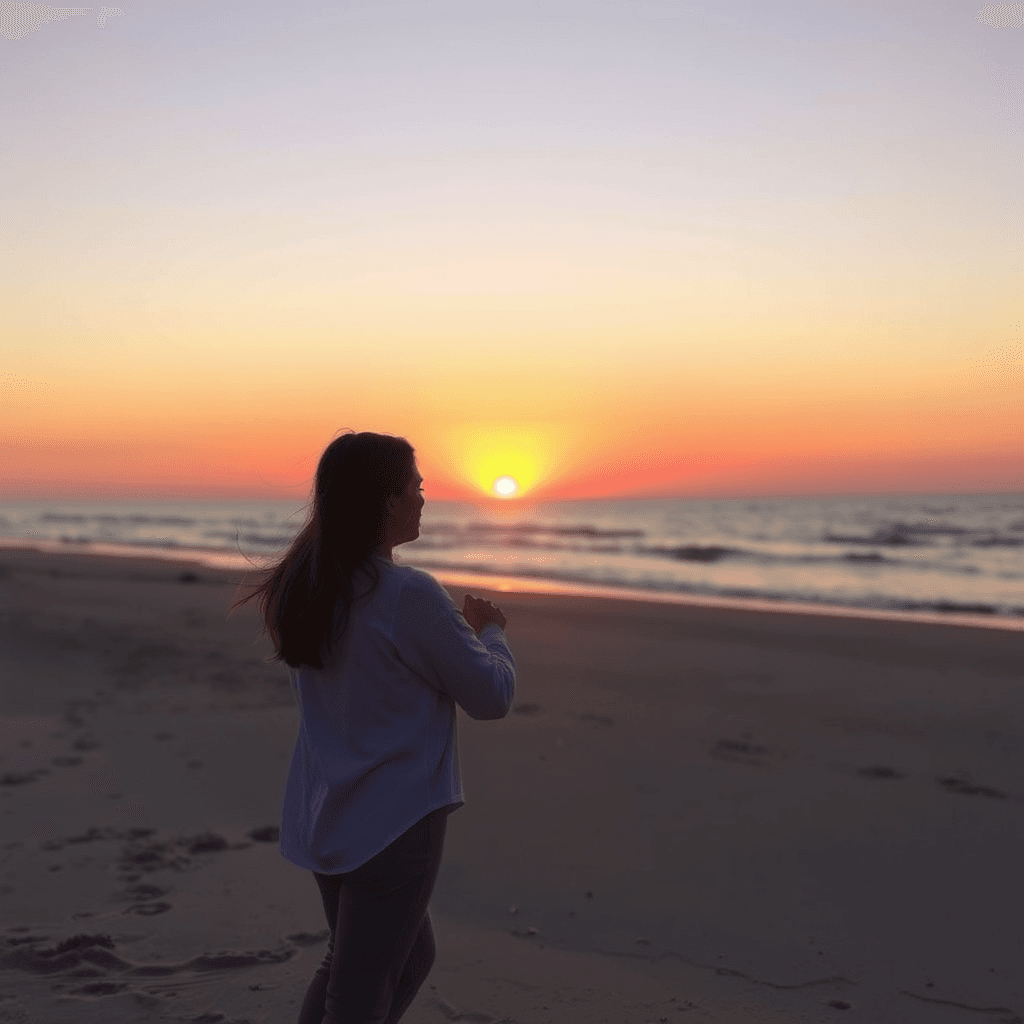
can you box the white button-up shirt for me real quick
[280,556,516,874]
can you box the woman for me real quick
[236,431,515,1024]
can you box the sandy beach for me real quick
[1,546,1021,1024]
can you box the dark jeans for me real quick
[297,806,448,1024]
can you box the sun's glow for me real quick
[493,475,519,497]
[443,423,574,499]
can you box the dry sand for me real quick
[0,547,1021,1024]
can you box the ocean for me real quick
[1,492,1023,629]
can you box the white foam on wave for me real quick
[2,536,1021,632]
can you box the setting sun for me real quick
[492,475,519,498]
[439,423,578,500]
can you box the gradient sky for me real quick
[2,0,1021,501]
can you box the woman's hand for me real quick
[462,594,507,634]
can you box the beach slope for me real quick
[1,548,1021,1023]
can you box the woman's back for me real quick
[281,555,515,875]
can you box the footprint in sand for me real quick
[0,931,295,979]
[430,993,497,1022]
[857,765,905,779]
[119,839,191,876]
[248,825,280,843]
[122,882,166,898]
[286,930,330,947]
[0,770,47,786]
[183,832,230,854]
[72,980,128,996]
[712,738,769,763]
[936,776,1008,799]
[123,901,172,916]
[113,828,255,878]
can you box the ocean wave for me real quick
[873,598,1024,617]
[410,532,1006,574]
[650,544,736,562]
[825,527,926,546]
[919,600,998,615]
[41,513,198,527]
[432,522,646,540]
[824,521,1024,548]
[202,530,295,548]
[56,536,187,549]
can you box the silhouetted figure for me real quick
[236,432,515,1024]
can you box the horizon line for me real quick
[1,485,1022,504]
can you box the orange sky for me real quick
[2,2,1021,501]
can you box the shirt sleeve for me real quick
[393,570,516,720]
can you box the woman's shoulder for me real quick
[394,561,444,590]
[377,559,449,602]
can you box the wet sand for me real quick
[1,547,1022,1023]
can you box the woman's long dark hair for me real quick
[234,431,415,668]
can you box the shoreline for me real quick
[2,535,1022,633]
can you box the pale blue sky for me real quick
[3,1,1021,497]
